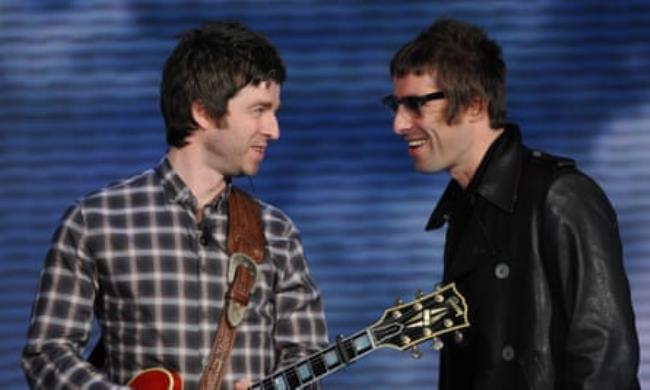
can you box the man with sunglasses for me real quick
[384,18,639,389]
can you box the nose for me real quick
[392,106,413,136]
[264,114,280,140]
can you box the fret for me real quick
[342,338,356,360]
[285,368,300,389]
[335,336,351,364]
[310,354,327,377]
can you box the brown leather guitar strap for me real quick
[199,187,266,390]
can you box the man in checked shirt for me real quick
[22,21,328,389]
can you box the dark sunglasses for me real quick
[381,91,446,114]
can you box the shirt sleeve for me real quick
[21,203,126,389]
[270,215,329,370]
[543,172,640,389]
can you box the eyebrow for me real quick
[248,100,280,112]
[251,101,274,108]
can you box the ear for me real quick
[465,97,488,124]
[191,101,216,130]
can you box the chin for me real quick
[242,166,261,177]
[414,163,443,174]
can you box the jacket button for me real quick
[494,262,510,279]
[502,345,515,361]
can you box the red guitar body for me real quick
[127,367,183,390]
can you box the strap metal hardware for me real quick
[226,252,259,327]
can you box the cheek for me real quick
[417,119,441,140]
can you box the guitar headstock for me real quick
[370,283,469,355]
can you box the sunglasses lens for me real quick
[382,96,399,112]
[383,92,443,114]
[403,97,422,113]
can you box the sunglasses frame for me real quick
[382,91,446,114]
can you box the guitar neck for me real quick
[250,328,377,390]
[249,283,470,390]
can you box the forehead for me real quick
[392,73,438,96]
[231,81,281,105]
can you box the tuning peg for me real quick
[395,297,404,306]
[410,345,423,359]
[453,331,464,344]
[431,337,444,351]
[416,289,424,299]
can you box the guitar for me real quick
[128,283,469,390]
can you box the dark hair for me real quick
[160,21,286,147]
[390,18,506,129]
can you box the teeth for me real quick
[408,140,426,148]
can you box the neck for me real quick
[450,126,504,190]
[167,146,227,212]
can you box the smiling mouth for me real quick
[408,140,426,149]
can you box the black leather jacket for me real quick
[427,125,639,390]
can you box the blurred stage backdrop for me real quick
[1,1,649,388]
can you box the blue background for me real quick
[1,1,649,388]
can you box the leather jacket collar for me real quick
[426,124,524,230]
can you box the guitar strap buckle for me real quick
[227,252,259,285]
[225,252,259,327]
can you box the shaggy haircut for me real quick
[161,21,286,147]
[390,18,506,129]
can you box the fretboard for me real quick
[250,329,376,390]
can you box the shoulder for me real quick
[519,149,615,220]
[521,148,578,192]
[517,148,577,201]
[229,187,300,239]
[78,167,158,209]
[527,149,608,205]
[527,149,576,172]
[256,198,300,239]
[547,171,615,216]
[532,156,618,224]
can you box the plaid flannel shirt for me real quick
[22,157,328,389]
